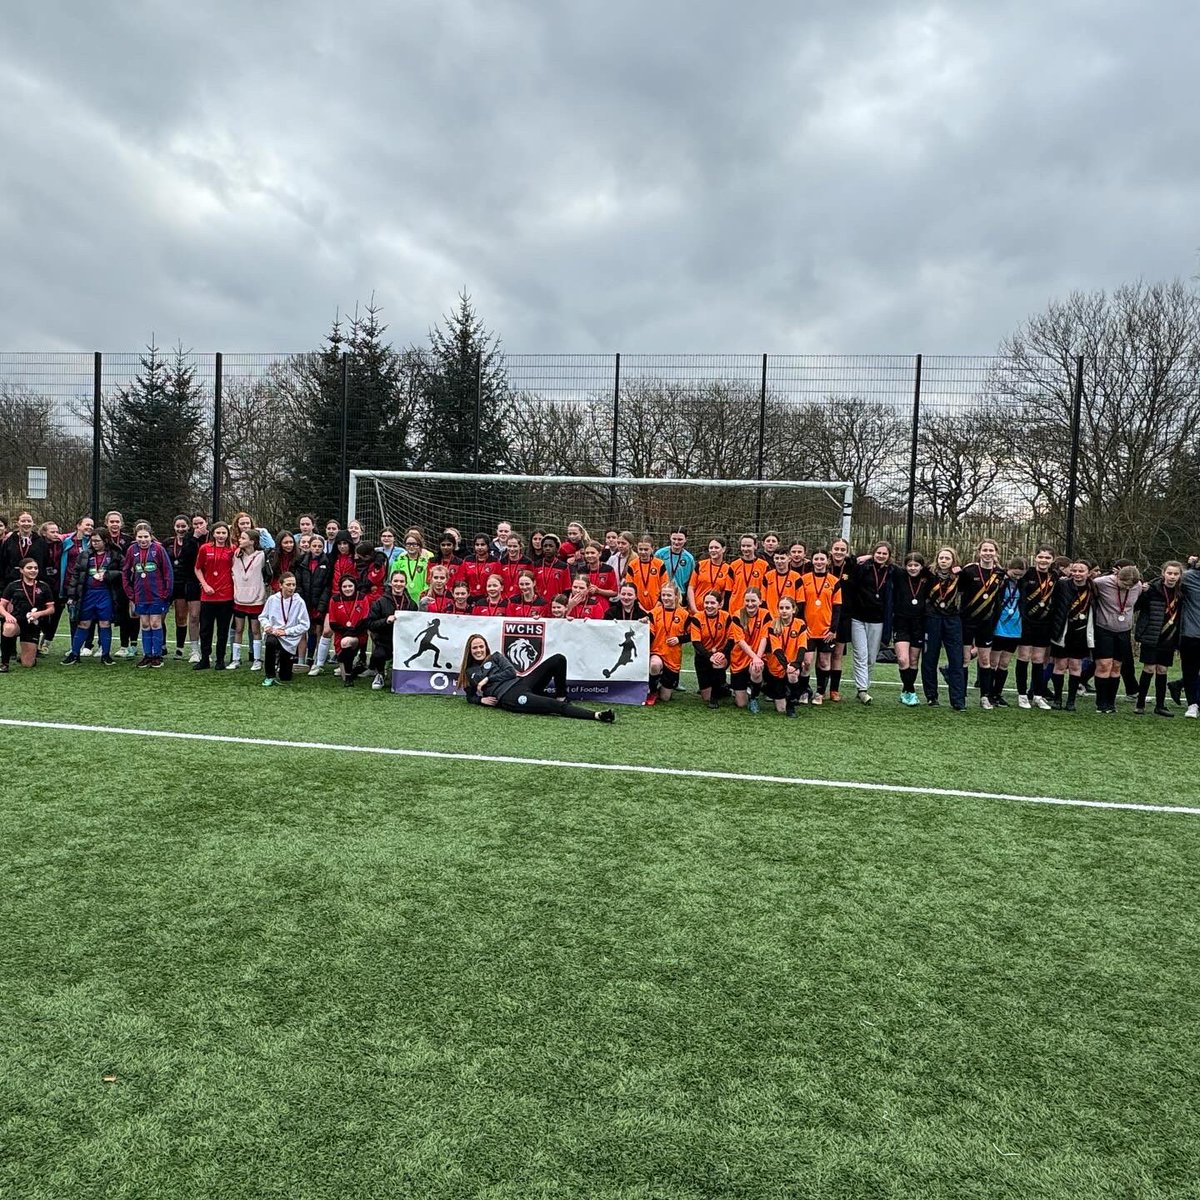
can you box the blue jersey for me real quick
[994,577,1022,640]
[655,546,696,595]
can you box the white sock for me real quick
[231,642,242,663]
[316,636,331,667]
[252,639,262,662]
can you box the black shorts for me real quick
[1052,629,1089,659]
[730,667,755,691]
[836,610,853,644]
[761,673,790,700]
[694,656,727,692]
[1140,643,1176,667]
[16,619,40,644]
[963,620,995,649]
[654,666,680,690]
[892,621,924,649]
[992,635,1020,653]
[1020,621,1052,649]
[1092,627,1131,662]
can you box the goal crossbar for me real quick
[349,470,854,540]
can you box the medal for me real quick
[912,598,918,606]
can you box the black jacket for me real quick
[68,549,124,605]
[367,590,416,641]
[2,533,52,586]
[463,651,521,704]
[295,553,331,615]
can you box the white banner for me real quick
[391,612,649,703]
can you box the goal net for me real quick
[349,471,853,551]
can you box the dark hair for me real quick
[904,551,925,567]
[1008,556,1026,571]
[173,513,189,525]
[333,531,353,554]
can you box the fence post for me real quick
[903,353,922,554]
[471,350,482,472]
[211,352,223,518]
[1064,354,1085,556]
[754,353,768,530]
[91,352,102,519]
[609,352,621,524]
[340,352,350,523]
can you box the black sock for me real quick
[816,666,828,694]
[1068,674,1081,703]
[1033,668,1046,697]
[1155,674,1167,709]
[798,674,810,696]
[830,669,842,693]
[748,679,761,699]
[1016,659,1029,696]
[962,666,970,693]
[900,666,916,691]
[978,666,992,698]
[1095,677,1108,710]
[1137,671,1153,706]
[992,668,1008,700]
[176,625,186,649]
[1053,672,1064,703]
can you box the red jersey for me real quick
[195,543,235,603]
[566,597,608,621]
[472,600,507,617]
[533,561,572,603]
[431,556,464,590]
[497,557,533,593]
[423,593,455,614]
[506,596,547,618]
[328,596,370,651]
[460,558,497,600]
[584,564,619,596]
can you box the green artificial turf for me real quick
[2,655,1199,1198]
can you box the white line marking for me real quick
[2,717,1195,817]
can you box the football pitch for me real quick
[3,659,1199,1199]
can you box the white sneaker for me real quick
[1018,695,1031,709]
[79,647,93,658]
[1033,696,1052,710]
[225,661,239,670]
[1186,704,1199,719]
[857,690,871,705]
[188,650,200,664]
[250,660,262,672]
[122,645,137,659]
[980,696,993,711]
[307,664,322,677]
[371,672,386,690]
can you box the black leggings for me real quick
[263,633,295,681]
[1180,637,1200,706]
[497,653,597,719]
[199,600,234,665]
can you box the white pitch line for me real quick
[2,717,1196,817]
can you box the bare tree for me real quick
[996,280,1200,562]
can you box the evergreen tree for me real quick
[414,292,512,474]
[105,341,204,534]
[283,300,419,524]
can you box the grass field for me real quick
[3,651,1199,1199]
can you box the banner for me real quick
[391,612,650,703]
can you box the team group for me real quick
[2,508,1199,717]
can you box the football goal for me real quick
[348,471,854,549]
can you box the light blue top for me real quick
[655,546,696,594]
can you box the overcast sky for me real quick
[2,1,1197,355]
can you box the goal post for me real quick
[348,470,854,549]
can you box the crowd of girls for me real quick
[4,508,1200,720]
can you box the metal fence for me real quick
[2,350,1197,566]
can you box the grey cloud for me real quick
[1,0,1198,356]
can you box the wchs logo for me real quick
[502,619,545,673]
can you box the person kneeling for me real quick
[260,573,311,687]
[459,634,614,722]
